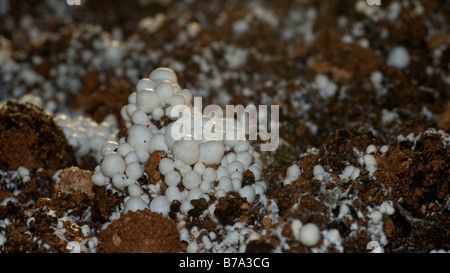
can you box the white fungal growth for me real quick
[56,114,118,162]
[149,195,170,216]
[379,201,395,216]
[123,196,148,213]
[365,144,377,154]
[239,185,256,203]
[91,67,272,255]
[164,170,181,187]
[370,210,383,225]
[92,170,108,187]
[172,139,200,166]
[363,154,378,177]
[314,74,338,100]
[313,165,329,181]
[379,145,389,154]
[198,141,225,164]
[158,158,175,175]
[387,46,411,69]
[17,166,31,183]
[339,165,360,182]
[299,223,321,247]
[291,219,303,240]
[127,124,153,151]
[182,170,202,190]
[0,233,7,246]
[283,164,301,185]
[101,152,126,178]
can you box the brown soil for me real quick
[0,101,77,171]
[97,209,184,253]
[56,167,95,198]
[72,70,130,126]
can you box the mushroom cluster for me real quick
[92,67,268,223]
